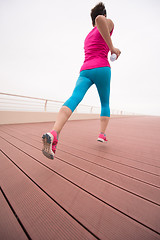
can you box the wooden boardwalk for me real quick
[0,116,160,240]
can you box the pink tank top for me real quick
[80,27,113,72]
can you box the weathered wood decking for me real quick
[0,116,160,240]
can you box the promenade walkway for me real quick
[0,116,160,239]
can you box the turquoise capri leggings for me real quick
[63,66,111,117]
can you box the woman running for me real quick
[42,2,121,159]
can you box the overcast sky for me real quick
[0,0,160,115]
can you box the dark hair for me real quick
[90,2,106,26]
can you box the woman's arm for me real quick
[95,15,121,57]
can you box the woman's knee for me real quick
[101,105,110,117]
[63,95,83,112]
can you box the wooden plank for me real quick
[0,190,28,240]
[56,149,160,204]
[0,135,160,239]
[0,152,95,240]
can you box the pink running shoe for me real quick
[97,133,108,143]
[42,130,58,159]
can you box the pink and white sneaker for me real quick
[97,133,108,143]
[42,130,58,159]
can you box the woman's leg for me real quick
[42,73,93,159]
[100,116,110,134]
[93,67,111,135]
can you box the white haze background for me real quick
[0,0,160,115]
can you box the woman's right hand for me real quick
[111,47,121,59]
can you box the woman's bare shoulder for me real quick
[106,19,114,32]
[95,16,114,32]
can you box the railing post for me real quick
[90,106,93,113]
[44,100,48,112]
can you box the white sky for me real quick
[0,0,160,115]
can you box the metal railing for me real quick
[0,92,136,115]
[0,92,101,114]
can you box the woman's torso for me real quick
[80,27,113,72]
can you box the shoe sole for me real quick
[97,138,107,143]
[42,133,54,159]
[97,138,104,142]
